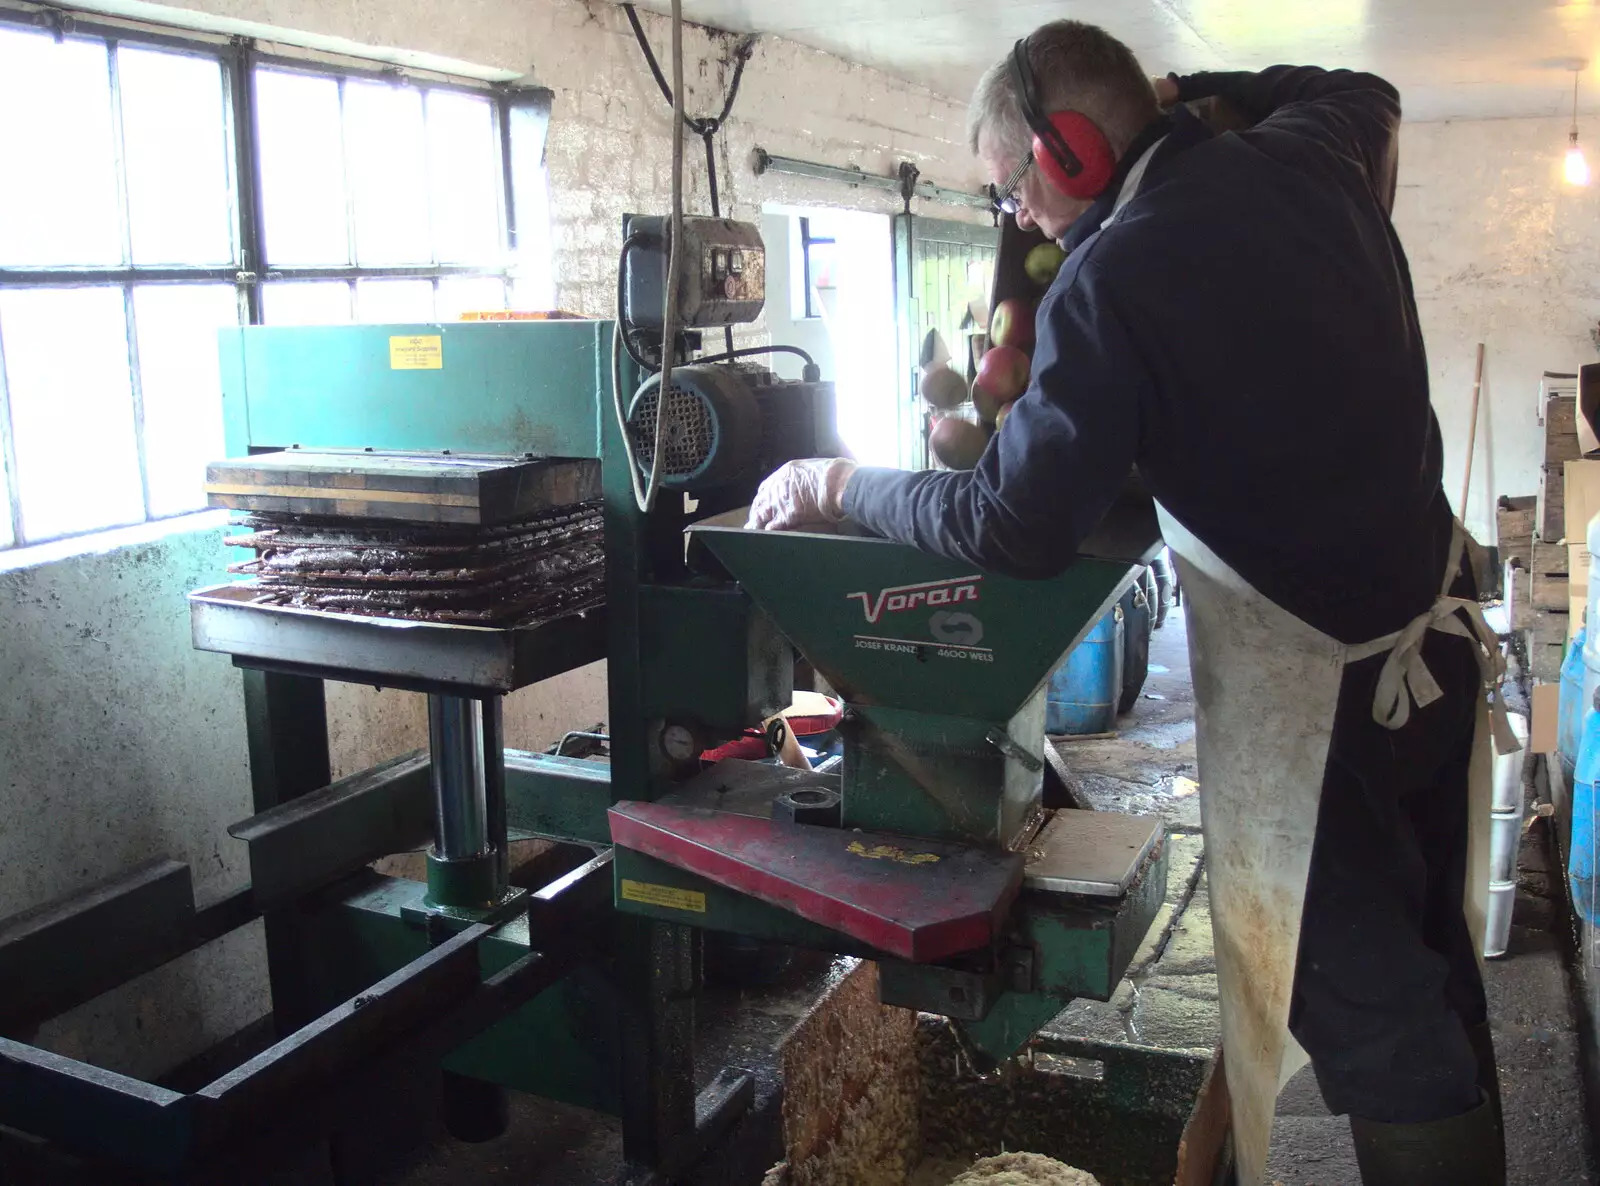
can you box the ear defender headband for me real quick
[1010,37,1116,200]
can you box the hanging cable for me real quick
[610,2,687,514]
[623,3,753,356]
[621,4,753,138]
[642,0,686,515]
[702,131,734,353]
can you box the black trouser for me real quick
[1288,623,1486,1123]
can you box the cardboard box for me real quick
[1532,683,1561,754]
[1563,459,1600,547]
[1581,363,1600,457]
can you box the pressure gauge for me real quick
[659,722,701,764]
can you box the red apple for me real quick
[974,345,1030,422]
[990,298,1035,351]
[929,416,989,470]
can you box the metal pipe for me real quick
[428,695,488,861]
[750,148,992,211]
[481,696,508,890]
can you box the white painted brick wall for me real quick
[1394,116,1600,541]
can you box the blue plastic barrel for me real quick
[1571,697,1600,925]
[1047,606,1124,735]
[1561,627,1588,777]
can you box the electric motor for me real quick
[626,364,760,490]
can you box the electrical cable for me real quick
[692,344,820,380]
[652,0,684,515]
[621,4,752,138]
[615,233,654,372]
[621,5,820,382]
[706,129,733,354]
[623,1,753,357]
[610,1,686,514]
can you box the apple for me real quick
[1024,242,1067,289]
[974,345,1030,423]
[929,416,989,470]
[919,366,968,410]
[990,297,1035,351]
[995,401,1016,432]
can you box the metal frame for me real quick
[752,147,992,210]
[0,6,553,550]
[0,852,598,1179]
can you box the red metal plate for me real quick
[608,801,1023,962]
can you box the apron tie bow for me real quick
[1368,596,1519,755]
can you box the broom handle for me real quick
[1461,342,1486,515]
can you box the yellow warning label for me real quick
[389,334,443,370]
[620,879,706,913]
[847,840,940,866]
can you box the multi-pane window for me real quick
[0,13,552,550]
[798,216,838,321]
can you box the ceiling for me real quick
[629,0,1600,123]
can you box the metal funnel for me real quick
[690,500,1158,723]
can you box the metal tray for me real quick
[1023,808,1162,897]
[189,583,606,693]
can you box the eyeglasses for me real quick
[989,153,1034,215]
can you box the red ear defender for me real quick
[1032,110,1116,200]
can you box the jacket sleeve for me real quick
[841,259,1145,579]
[1173,66,1400,211]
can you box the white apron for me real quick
[1159,504,1518,1185]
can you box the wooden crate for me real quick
[1497,494,1535,560]
[1541,396,1581,541]
[1531,609,1571,684]
[1532,541,1572,611]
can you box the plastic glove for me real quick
[746,458,857,531]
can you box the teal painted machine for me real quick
[0,292,1167,1181]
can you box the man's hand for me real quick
[746,459,857,531]
[1153,74,1180,108]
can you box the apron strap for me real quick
[1354,521,1521,755]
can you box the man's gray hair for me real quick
[967,21,1159,161]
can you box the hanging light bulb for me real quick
[1568,133,1590,186]
[1568,70,1591,186]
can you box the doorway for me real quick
[893,214,999,469]
[760,206,899,467]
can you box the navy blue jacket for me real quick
[843,67,1455,644]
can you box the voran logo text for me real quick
[845,575,982,625]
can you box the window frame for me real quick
[0,5,552,550]
[798,215,837,321]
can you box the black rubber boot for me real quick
[1349,1092,1506,1186]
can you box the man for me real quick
[747,20,1507,1186]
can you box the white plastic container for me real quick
[1483,880,1517,959]
[1580,512,1600,719]
[1489,806,1525,883]
[1491,712,1529,812]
